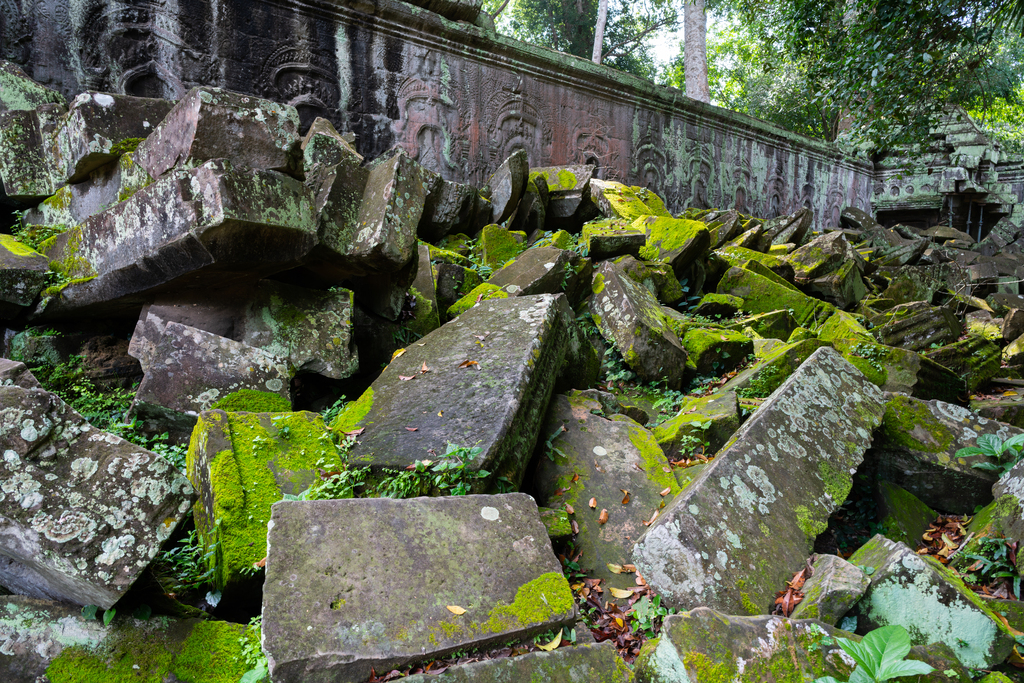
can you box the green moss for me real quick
[331,388,374,434]
[109,137,145,156]
[481,224,526,268]
[818,460,852,504]
[592,272,606,294]
[446,283,508,319]
[741,592,762,616]
[480,572,574,633]
[684,651,736,682]
[621,419,682,495]
[795,505,828,537]
[0,233,43,258]
[878,394,952,454]
[636,216,708,262]
[211,389,291,413]
[556,169,577,189]
[173,621,250,683]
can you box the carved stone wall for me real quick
[7,0,874,223]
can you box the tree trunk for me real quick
[684,0,710,103]
[592,0,609,64]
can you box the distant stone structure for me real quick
[4,0,873,226]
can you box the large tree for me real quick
[683,0,710,102]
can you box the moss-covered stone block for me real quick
[538,506,573,542]
[488,246,573,298]
[481,223,527,269]
[692,293,743,318]
[873,302,962,353]
[0,595,252,683]
[0,61,67,112]
[786,231,866,282]
[923,335,1000,392]
[614,255,685,306]
[581,218,647,260]
[632,347,886,613]
[849,534,1015,668]
[635,215,710,277]
[715,246,795,281]
[446,282,512,318]
[790,554,870,624]
[186,409,343,591]
[968,311,1004,342]
[721,338,826,399]
[590,178,668,221]
[401,642,633,682]
[337,294,576,491]
[0,233,49,317]
[805,259,869,310]
[653,390,740,460]
[0,106,61,202]
[210,388,291,413]
[872,394,1022,512]
[952,495,1024,575]
[717,265,835,329]
[874,480,937,546]
[681,327,753,376]
[263,495,576,682]
[723,309,800,341]
[530,392,683,593]
[590,261,688,389]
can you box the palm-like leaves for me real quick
[992,0,1024,34]
[816,626,934,683]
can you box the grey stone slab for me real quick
[0,61,66,113]
[871,393,1023,512]
[488,149,528,224]
[0,385,194,608]
[488,246,573,297]
[789,554,870,624]
[48,92,172,184]
[134,86,301,179]
[0,236,48,317]
[631,347,886,613]
[0,106,62,203]
[263,494,576,683]
[419,172,478,242]
[401,642,633,683]
[0,360,39,389]
[336,294,575,489]
[849,534,1014,669]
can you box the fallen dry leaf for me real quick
[344,428,365,437]
[421,362,430,373]
[458,360,479,369]
[598,509,609,525]
[391,348,406,361]
[536,631,561,651]
[620,490,630,505]
[571,473,580,483]
[589,497,597,509]
[255,556,267,568]
[622,564,636,573]
[446,605,466,615]
[607,563,623,574]
[405,427,418,432]
[659,487,671,496]
[609,587,633,599]
[398,375,415,381]
[642,510,659,526]
[570,519,579,534]
[565,504,575,515]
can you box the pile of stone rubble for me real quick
[4,61,1024,683]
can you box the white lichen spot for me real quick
[96,534,135,566]
[70,457,98,481]
[92,93,115,107]
[593,446,607,456]
[480,506,499,521]
[19,421,38,442]
[265,378,284,392]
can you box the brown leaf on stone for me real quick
[570,519,579,534]
[620,490,630,505]
[405,427,418,431]
[659,487,671,496]
[420,362,430,373]
[458,360,479,368]
[446,605,466,615]
[642,510,659,526]
[571,473,580,483]
[565,504,575,515]
[344,428,365,436]
[589,497,597,509]
[598,509,609,524]
[398,375,415,381]
[622,564,636,573]
[255,556,267,568]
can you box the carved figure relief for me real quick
[484,75,552,173]
[259,45,340,128]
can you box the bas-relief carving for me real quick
[259,44,340,130]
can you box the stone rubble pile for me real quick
[4,63,1024,682]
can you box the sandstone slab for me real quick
[402,642,633,683]
[334,294,575,489]
[0,106,62,203]
[0,235,48,318]
[849,534,1014,668]
[263,494,576,682]
[0,385,194,608]
[789,554,870,624]
[0,359,40,389]
[0,61,66,113]
[631,347,886,613]
[488,149,528,223]
[488,246,573,297]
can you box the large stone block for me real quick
[333,294,575,489]
[263,494,576,682]
[488,149,528,223]
[789,554,870,624]
[186,409,343,591]
[0,235,48,318]
[488,246,574,297]
[870,394,1022,512]
[48,92,172,184]
[128,308,291,441]
[402,642,633,682]
[0,105,63,203]
[717,265,836,328]
[36,159,316,318]
[530,392,684,593]
[849,535,1014,669]
[631,347,886,613]
[133,86,301,179]
[0,385,194,608]
[0,61,66,113]
[590,261,688,388]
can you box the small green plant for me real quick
[151,528,217,594]
[962,535,1021,598]
[239,615,269,683]
[851,343,887,375]
[959,433,1024,477]
[815,625,934,683]
[630,594,674,638]
[738,364,786,399]
[602,348,636,384]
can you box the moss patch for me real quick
[211,389,291,413]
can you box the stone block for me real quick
[717,266,835,329]
[488,246,572,297]
[849,535,1014,668]
[805,259,868,310]
[635,216,711,277]
[762,208,812,246]
[873,302,962,353]
[0,385,194,608]
[0,61,66,112]
[789,554,870,624]
[591,261,688,389]
[787,231,866,281]
[0,359,40,389]
[480,223,527,268]
[531,165,599,231]
[680,327,753,376]
[419,173,478,242]
[48,92,172,184]
[36,159,316,318]
[922,335,1000,392]
[186,409,343,591]
[589,178,669,221]
[652,390,740,460]
[870,393,1022,512]
[0,105,62,203]
[134,86,301,179]
[582,219,647,260]
[128,308,291,441]
[529,392,684,592]
[262,494,576,682]
[631,347,886,613]
[401,642,633,682]
[333,294,575,489]
[0,235,48,318]
[874,480,937,546]
[488,149,528,224]
[715,245,795,281]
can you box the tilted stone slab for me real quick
[0,595,252,682]
[0,359,40,389]
[870,393,1022,512]
[263,494,576,682]
[187,409,344,591]
[48,92,172,184]
[631,347,886,613]
[0,235,48,318]
[590,261,688,389]
[530,393,684,592]
[0,61,66,112]
[634,607,968,683]
[334,294,574,489]
[36,159,316,318]
[0,385,194,608]
[488,149,528,224]
[849,534,1014,668]
[487,246,573,297]
[0,105,63,203]
[134,86,301,179]
[128,309,291,441]
[873,302,961,353]
[418,172,478,242]
[717,265,835,328]
[789,554,870,624]
[531,165,599,230]
[401,642,633,683]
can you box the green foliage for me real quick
[737,363,785,399]
[239,616,269,683]
[152,528,218,595]
[962,535,1022,598]
[815,625,934,683]
[630,593,674,638]
[11,218,66,253]
[851,343,887,375]
[601,347,636,384]
[29,355,135,428]
[959,433,1024,477]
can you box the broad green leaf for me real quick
[1004,433,1024,451]
[877,658,934,681]
[102,607,116,626]
[977,433,1003,454]
[955,446,987,457]
[871,625,915,678]
[848,667,875,683]
[813,677,844,683]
